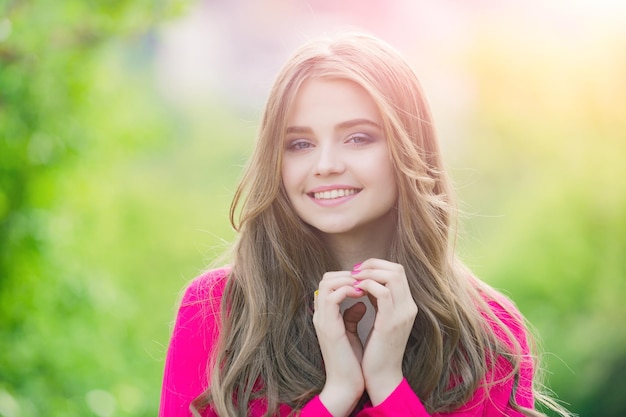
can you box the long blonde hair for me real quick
[193,32,569,417]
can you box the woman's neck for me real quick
[320,225,394,271]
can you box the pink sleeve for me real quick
[442,298,535,416]
[159,267,331,417]
[298,396,335,417]
[357,298,535,417]
[356,379,431,417]
[159,270,227,417]
[441,355,532,417]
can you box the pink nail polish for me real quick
[353,262,362,271]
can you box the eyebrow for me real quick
[285,118,382,135]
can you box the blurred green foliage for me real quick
[1,2,625,417]
[0,1,245,416]
[455,31,626,416]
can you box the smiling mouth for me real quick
[310,189,361,200]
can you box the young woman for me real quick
[160,32,569,417]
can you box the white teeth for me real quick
[313,189,358,200]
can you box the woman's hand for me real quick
[314,271,367,417]
[352,259,418,406]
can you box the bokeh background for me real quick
[1,0,625,416]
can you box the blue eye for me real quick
[346,134,372,144]
[286,139,313,151]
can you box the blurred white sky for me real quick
[153,0,626,148]
[155,0,624,94]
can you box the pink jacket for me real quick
[160,268,535,416]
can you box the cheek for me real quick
[362,151,396,185]
[281,161,300,195]
[377,163,399,201]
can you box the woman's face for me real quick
[281,77,398,241]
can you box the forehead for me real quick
[286,77,382,127]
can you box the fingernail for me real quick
[353,262,362,271]
[353,280,362,286]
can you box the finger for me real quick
[352,267,406,288]
[353,279,394,318]
[318,273,360,296]
[314,285,364,318]
[316,272,365,310]
[324,285,365,305]
[352,258,403,275]
[356,276,415,313]
[367,292,378,310]
[355,280,418,329]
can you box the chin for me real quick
[313,226,351,235]
[315,223,363,237]
[306,221,351,235]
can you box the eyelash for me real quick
[346,133,372,145]
[286,139,313,151]
[285,133,374,151]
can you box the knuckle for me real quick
[379,288,392,300]
[318,280,332,291]
[320,272,332,282]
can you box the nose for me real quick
[314,144,345,176]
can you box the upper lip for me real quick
[308,185,361,194]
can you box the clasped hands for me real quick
[313,258,418,417]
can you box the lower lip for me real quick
[308,192,359,207]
